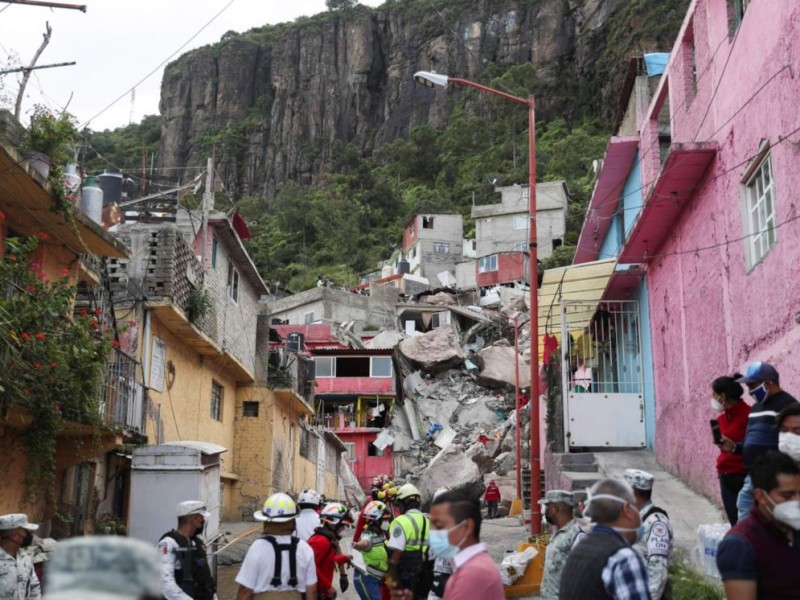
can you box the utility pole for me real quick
[0,0,86,11]
[0,61,75,76]
[201,157,213,273]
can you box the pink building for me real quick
[570,0,800,499]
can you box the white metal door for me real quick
[560,300,646,448]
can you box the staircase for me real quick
[549,452,601,505]
[521,468,546,509]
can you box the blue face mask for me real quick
[429,521,466,560]
[749,383,768,403]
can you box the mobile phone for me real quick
[710,419,723,445]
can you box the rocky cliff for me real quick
[157,0,688,200]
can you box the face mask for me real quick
[766,496,800,530]
[429,521,466,560]
[779,432,800,462]
[380,521,390,532]
[20,531,33,548]
[711,398,724,413]
[544,512,555,525]
[585,493,642,536]
[749,383,768,403]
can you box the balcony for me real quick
[98,348,146,437]
[268,350,314,416]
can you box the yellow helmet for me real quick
[396,483,421,500]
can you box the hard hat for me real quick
[254,493,297,522]
[176,501,210,519]
[433,487,451,500]
[396,483,421,500]
[363,500,389,524]
[298,488,322,507]
[320,502,353,527]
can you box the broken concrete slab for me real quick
[425,291,457,306]
[398,324,465,373]
[454,398,498,428]
[365,330,405,349]
[477,344,531,388]
[466,442,495,474]
[418,444,482,501]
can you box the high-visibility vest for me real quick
[362,532,389,577]
[392,511,429,552]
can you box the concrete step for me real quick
[561,471,601,492]
[559,453,596,466]
[562,463,598,473]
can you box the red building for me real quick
[270,324,395,491]
[475,251,528,288]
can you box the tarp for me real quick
[644,53,669,76]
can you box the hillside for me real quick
[88,0,690,291]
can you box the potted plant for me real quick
[21,104,78,179]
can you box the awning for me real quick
[538,258,617,339]
[619,143,717,263]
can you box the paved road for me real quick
[216,515,539,599]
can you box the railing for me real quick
[99,348,146,433]
[267,350,314,406]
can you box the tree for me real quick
[326,0,357,11]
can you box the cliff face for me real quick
[157,0,686,199]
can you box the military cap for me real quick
[538,490,576,506]
[624,469,655,491]
[45,535,162,599]
[0,513,38,531]
[176,500,210,519]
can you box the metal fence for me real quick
[99,348,146,433]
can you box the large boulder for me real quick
[365,330,404,349]
[418,445,482,501]
[399,325,465,373]
[426,292,457,306]
[493,451,516,476]
[465,442,494,474]
[477,344,531,388]
[453,397,498,428]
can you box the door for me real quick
[560,300,646,449]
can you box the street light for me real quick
[413,70,541,535]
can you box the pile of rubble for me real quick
[377,288,534,515]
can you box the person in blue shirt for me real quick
[720,362,798,521]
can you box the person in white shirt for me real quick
[295,489,322,541]
[236,493,317,600]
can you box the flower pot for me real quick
[23,151,51,179]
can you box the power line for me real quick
[79,0,236,128]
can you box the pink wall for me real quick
[476,252,527,287]
[642,0,800,498]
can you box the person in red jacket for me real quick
[308,503,354,599]
[712,374,751,525]
[483,480,501,519]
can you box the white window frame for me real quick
[433,242,450,254]
[343,442,356,462]
[512,242,527,252]
[741,150,777,271]
[478,255,498,273]
[512,215,528,230]
[431,311,451,329]
[314,356,335,378]
[226,258,240,303]
[304,311,315,324]
[370,356,393,378]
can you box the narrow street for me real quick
[215,515,537,600]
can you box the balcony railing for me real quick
[267,350,314,406]
[99,348,146,434]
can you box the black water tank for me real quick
[286,332,304,352]
[397,260,410,274]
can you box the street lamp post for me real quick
[413,71,541,535]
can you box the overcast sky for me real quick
[0,0,384,131]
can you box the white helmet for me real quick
[254,493,297,522]
[433,486,451,500]
[298,488,321,507]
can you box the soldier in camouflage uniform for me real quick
[538,490,586,600]
[0,514,41,600]
[624,469,673,600]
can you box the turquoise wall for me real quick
[623,151,643,235]
[634,279,657,450]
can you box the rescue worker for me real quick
[296,489,322,541]
[235,492,317,599]
[483,481,501,519]
[624,469,673,600]
[0,513,41,599]
[44,535,162,600]
[157,501,216,600]
[538,490,586,600]
[355,478,397,543]
[352,501,392,600]
[386,484,431,600]
[308,503,353,599]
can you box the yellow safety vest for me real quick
[362,532,389,577]
[391,511,429,552]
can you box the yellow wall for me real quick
[144,315,240,521]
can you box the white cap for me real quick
[176,501,210,519]
[0,513,38,531]
[624,469,655,491]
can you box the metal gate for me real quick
[560,300,646,449]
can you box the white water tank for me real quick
[129,442,226,544]
[381,265,393,278]
[80,176,103,224]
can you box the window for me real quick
[242,401,259,417]
[422,216,434,229]
[300,427,318,461]
[512,215,527,230]
[226,259,239,302]
[512,242,527,252]
[336,356,370,377]
[743,153,777,269]
[433,242,450,254]
[315,357,335,378]
[304,311,315,324]
[478,255,498,273]
[410,246,417,259]
[370,356,392,377]
[431,311,451,329]
[210,381,224,421]
[211,236,218,270]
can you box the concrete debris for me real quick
[425,291,457,306]
[492,451,516,476]
[465,442,495,474]
[433,425,457,449]
[365,329,405,349]
[398,324,465,373]
[418,445,482,501]
[477,344,531,388]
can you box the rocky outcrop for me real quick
[157,0,688,199]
